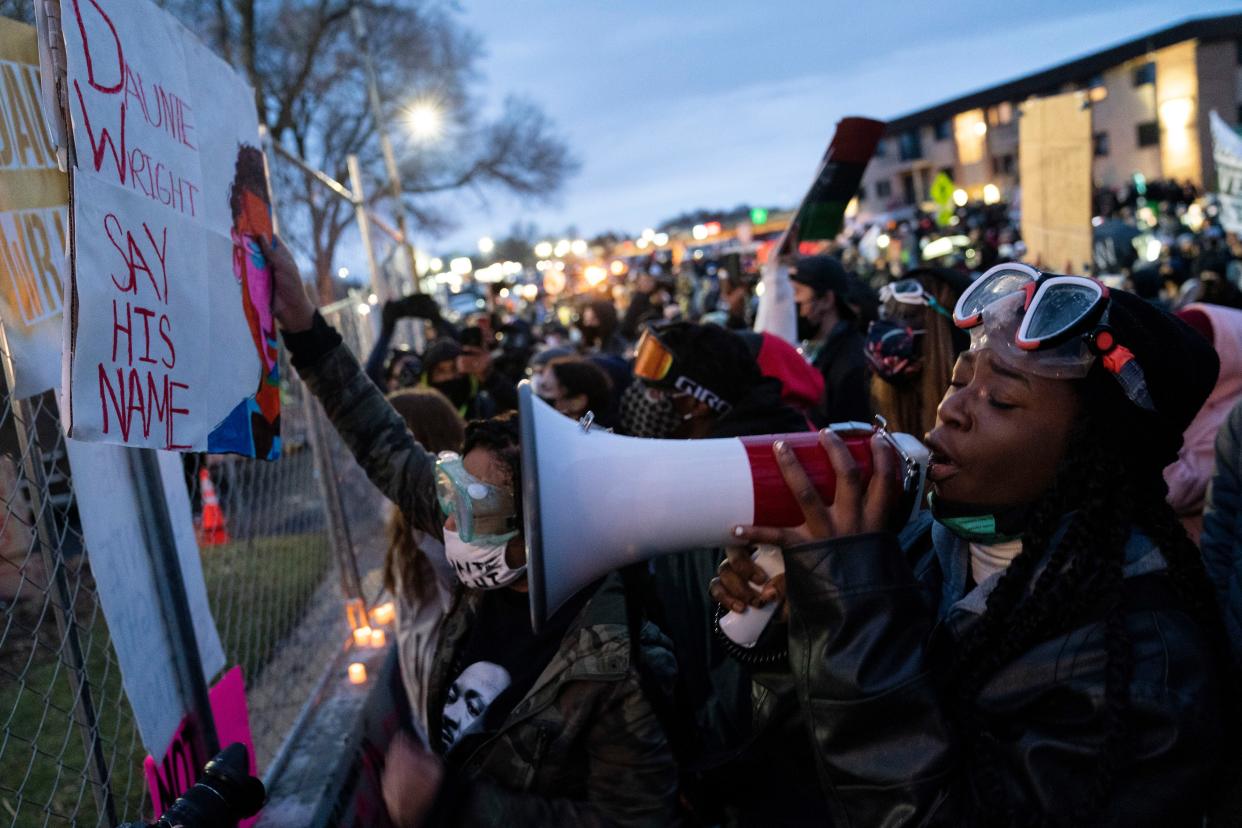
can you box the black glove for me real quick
[382,293,442,329]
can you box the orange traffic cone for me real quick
[197,467,230,546]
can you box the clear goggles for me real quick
[880,278,953,319]
[954,263,1155,410]
[434,452,519,544]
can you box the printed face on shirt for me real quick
[441,660,512,750]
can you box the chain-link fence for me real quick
[0,299,390,825]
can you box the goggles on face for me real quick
[633,327,675,383]
[434,452,519,544]
[954,263,1155,411]
[880,278,953,319]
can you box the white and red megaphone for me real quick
[518,382,929,631]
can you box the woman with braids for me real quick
[259,236,678,827]
[712,263,1234,825]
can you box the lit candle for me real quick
[370,628,387,648]
[348,662,367,685]
[353,625,372,646]
[371,602,396,626]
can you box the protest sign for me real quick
[144,667,258,826]
[64,436,225,754]
[59,0,280,458]
[0,17,68,399]
[1019,91,1093,273]
[1210,110,1242,234]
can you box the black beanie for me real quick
[421,339,462,376]
[1088,289,1219,469]
[641,322,760,411]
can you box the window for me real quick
[1132,62,1155,87]
[1093,132,1110,157]
[875,179,892,199]
[874,138,888,158]
[933,119,951,141]
[898,130,923,161]
[1136,121,1160,147]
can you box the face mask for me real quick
[929,493,1026,544]
[578,324,601,344]
[444,528,524,590]
[431,376,472,408]
[797,315,821,342]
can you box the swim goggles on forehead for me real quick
[880,278,953,319]
[434,452,519,544]
[952,263,1156,411]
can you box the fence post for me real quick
[0,324,117,825]
[125,448,220,762]
[348,153,388,304]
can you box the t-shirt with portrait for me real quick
[438,585,591,762]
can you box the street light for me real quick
[478,236,495,255]
[406,101,443,141]
[534,241,553,259]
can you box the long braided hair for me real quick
[947,363,1234,825]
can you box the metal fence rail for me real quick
[0,300,390,825]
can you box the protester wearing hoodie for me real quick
[421,339,496,421]
[789,255,872,427]
[631,321,812,821]
[1167,303,1242,540]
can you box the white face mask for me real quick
[443,528,524,590]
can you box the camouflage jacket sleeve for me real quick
[451,670,679,827]
[288,319,442,537]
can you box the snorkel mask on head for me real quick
[954,263,1156,411]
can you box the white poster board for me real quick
[1211,111,1242,235]
[0,17,68,400]
[59,0,281,458]
[64,438,225,754]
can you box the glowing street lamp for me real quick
[406,101,442,141]
[534,241,553,259]
[478,236,495,255]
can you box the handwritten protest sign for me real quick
[64,436,225,754]
[59,0,280,458]
[0,17,68,399]
[1211,111,1242,235]
[144,667,258,826]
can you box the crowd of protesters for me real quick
[254,174,1242,825]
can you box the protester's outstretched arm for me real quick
[264,236,443,537]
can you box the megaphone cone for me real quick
[518,382,928,631]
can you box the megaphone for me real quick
[518,382,929,631]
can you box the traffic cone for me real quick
[197,467,230,546]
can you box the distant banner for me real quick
[755,116,885,344]
[1210,111,1242,234]
[58,0,281,458]
[0,17,68,399]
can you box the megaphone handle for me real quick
[718,545,786,648]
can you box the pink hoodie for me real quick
[1165,303,1242,538]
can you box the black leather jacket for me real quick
[777,525,1224,827]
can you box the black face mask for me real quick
[797,315,821,342]
[431,376,472,408]
[578,324,601,345]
